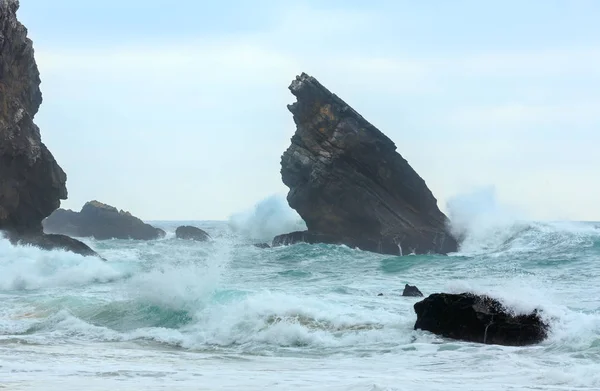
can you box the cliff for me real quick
[0,1,98,257]
[274,73,457,255]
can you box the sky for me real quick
[16,0,600,221]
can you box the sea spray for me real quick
[127,235,233,312]
[228,194,306,241]
[446,186,528,253]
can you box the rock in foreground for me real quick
[402,284,423,297]
[175,226,210,241]
[276,73,457,256]
[0,1,99,258]
[43,201,164,240]
[3,231,101,258]
[413,293,548,346]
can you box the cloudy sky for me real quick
[17,0,600,221]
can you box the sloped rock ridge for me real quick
[275,73,457,255]
[44,200,165,240]
[0,1,98,257]
[3,230,101,258]
[413,293,548,346]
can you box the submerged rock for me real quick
[402,284,424,297]
[175,225,210,241]
[155,228,167,238]
[253,242,271,249]
[43,201,164,240]
[413,293,548,346]
[0,1,99,258]
[275,73,457,256]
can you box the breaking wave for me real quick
[1,212,600,388]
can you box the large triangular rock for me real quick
[274,73,457,255]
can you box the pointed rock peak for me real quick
[275,73,457,255]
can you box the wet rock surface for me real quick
[277,73,457,255]
[414,293,548,346]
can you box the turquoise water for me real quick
[1,220,600,390]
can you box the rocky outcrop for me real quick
[402,284,423,297]
[413,293,548,346]
[0,1,98,258]
[43,201,164,240]
[175,225,210,241]
[275,73,457,256]
[3,230,101,258]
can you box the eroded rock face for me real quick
[0,1,98,258]
[276,73,457,255]
[175,225,210,241]
[0,0,67,234]
[44,201,164,240]
[413,293,548,346]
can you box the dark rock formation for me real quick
[155,228,167,238]
[413,293,548,346]
[0,1,99,258]
[275,73,457,256]
[253,242,271,249]
[3,231,102,258]
[43,201,164,240]
[402,284,423,297]
[175,225,210,241]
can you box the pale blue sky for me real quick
[17,0,600,220]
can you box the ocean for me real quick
[1,218,600,390]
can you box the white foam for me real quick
[174,290,412,352]
[0,238,123,290]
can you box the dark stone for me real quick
[402,284,424,297]
[0,2,103,258]
[276,73,457,256]
[43,201,164,240]
[413,293,548,346]
[377,293,384,296]
[3,230,102,259]
[253,242,271,249]
[175,225,210,241]
[0,1,66,234]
